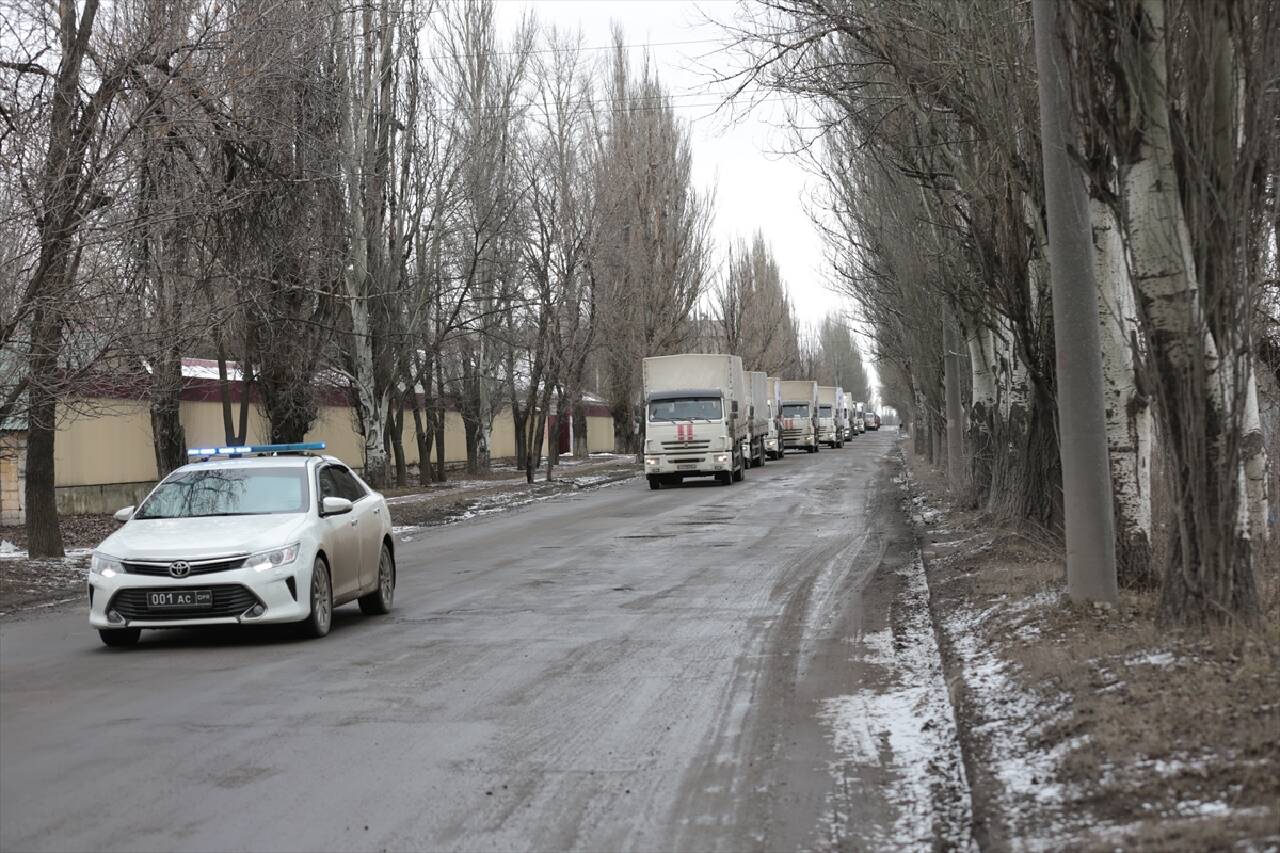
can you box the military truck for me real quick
[746,371,770,468]
[778,380,819,453]
[816,385,844,448]
[765,376,784,459]
[642,354,748,489]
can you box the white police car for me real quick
[88,443,395,647]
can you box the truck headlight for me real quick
[90,551,125,578]
[248,543,300,573]
[644,456,658,466]
[715,453,729,463]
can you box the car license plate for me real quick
[146,590,213,609]
[676,463,698,470]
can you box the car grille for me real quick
[108,585,260,621]
[122,556,247,576]
[661,440,710,451]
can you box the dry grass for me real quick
[908,449,1280,852]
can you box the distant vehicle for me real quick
[835,386,849,445]
[643,354,748,488]
[779,380,820,453]
[853,401,866,434]
[765,376,784,459]
[88,443,396,648]
[816,385,845,448]
[746,370,771,468]
[866,412,881,431]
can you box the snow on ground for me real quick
[817,554,975,851]
[0,545,93,562]
[941,604,1079,851]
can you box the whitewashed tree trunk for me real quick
[1091,197,1154,585]
[337,4,389,485]
[1242,370,1269,542]
[1120,0,1257,620]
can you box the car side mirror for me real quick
[113,506,134,523]
[321,496,353,516]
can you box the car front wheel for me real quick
[358,545,395,615]
[300,557,333,638]
[99,628,140,648]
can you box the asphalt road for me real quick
[0,431,961,852]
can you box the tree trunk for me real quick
[967,325,997,504]
[24,306,64,558]
[150,348,186,478]
[388,405,407,488]
[408,386,433,486]
[1090,197,1154,588]
[1033,0,1118,603]
[1120,0,1256,624]
[943,314,965,490]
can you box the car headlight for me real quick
[247,543,301,573]
[90,551,125,578]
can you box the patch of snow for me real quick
[1123,650,1176,668]
[817,555,974,849]
[942,603,1078,851]
[0,540,21,559]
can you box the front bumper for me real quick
[644,454,734,476]
[782,433,816,448]
[88,558,314,629]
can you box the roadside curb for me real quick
[894,448,993,853]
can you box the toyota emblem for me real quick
[168,561,192,579]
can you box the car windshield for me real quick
[649,397,723,421]
[135,467,309,519]
[818,405,833,417]
[781,403,810,417]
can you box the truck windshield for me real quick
[649,397,723,421]
[135,467,309,518]
[818,405,833,417]
[781,403,810,417]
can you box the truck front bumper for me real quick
[644,454,734,476]
[782,434,815,448]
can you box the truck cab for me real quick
[816,386,844,448]
[778,380,820,453]
[642,354,749,489]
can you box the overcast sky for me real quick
[492,0,851,330]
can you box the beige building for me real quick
[0,360,616,522]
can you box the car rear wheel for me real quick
[299,557,333,639]
[359,545,395,615]
[99,628,140,648]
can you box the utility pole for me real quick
[1032,0,1118,604]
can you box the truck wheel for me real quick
[717,472,732,486]
[648,475,661,490]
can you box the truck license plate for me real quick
[676,463,698,470]
[146,590,213,609]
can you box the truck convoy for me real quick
[765,376,783,459]
[642,354,749,489]
[778,380,820,453]
[816,386,844,448]
[746,370,770,468]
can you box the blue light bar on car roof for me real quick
[186,442,326,458]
